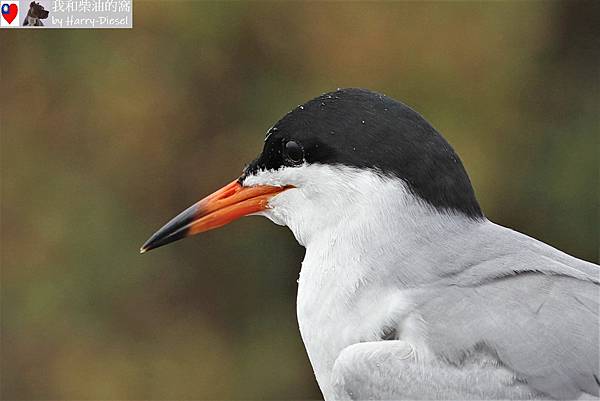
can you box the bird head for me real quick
[140,88,482,253]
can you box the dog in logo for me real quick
[23,1,49,26]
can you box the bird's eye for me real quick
[284,140,304,164]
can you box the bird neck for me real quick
[291,173,486,286]
[295,186,485,398]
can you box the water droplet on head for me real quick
[299,105,304,110]
[361,120,365,124]
[321,102,325,106]
[327,95,332,99]
[353,147,356,151]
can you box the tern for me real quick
[141,88,599,400]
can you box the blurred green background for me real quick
[1,1,598,399]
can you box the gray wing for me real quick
[420,244,600,399]
[333,223,598,399]
[332,341,544,400]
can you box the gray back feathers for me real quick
[415,222,599,399]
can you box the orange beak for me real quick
[140,179,292,253]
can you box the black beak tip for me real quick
[139,205,200,254]
[139,228,188,254]
[139,236,159,254]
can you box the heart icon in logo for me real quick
[1,3,18,24]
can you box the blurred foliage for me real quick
[1,1,598,399]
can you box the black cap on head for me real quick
[243,88,483,219]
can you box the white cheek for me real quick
[243,164,409,246]
[243,163,310,188]
[243,165,312,229]
[263,188,303,226]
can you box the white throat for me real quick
[243,164,483,396]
